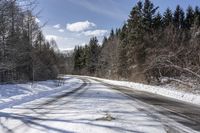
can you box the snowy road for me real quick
[0,76,200,133]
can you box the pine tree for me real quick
[102,37,108,48]
[117,24,128,78]
[73,46,82,72]
[142,0,159,30]
[185,6,195,29]
[115,28,121,37]
[127,1,143,66]
[109,29,115,39]
[194,6,200,26]
[163,8,173,27]
[173,5,185,29]
[86,37,100,74]
[153,12,162,29]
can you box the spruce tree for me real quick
[163,8,173,27]
[127,1,143,65]
[118,24,128,78]
[194,6,200,26]
[153,12,162,29]
[73,46,82,72]
[173,5,185,29]
[185,6,195,29]
[86,37,100,74]
[142,0,158,30]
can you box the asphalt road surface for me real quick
[93,78,200,132]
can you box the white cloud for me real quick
[66,21,96,32]
[83,30,108,37]
[35,18,40,23]
[53,24,61,29]
[80,43,86,46]
[58,29,65,32]
[45,35,58,41]
[42,25,107,50]
[61,48,75,51]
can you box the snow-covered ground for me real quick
[81,76,200,106]
[0,78,179,133]
[0,77,82,110]
[0,76,199,133]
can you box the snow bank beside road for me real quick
[0,77,82,109]
[84,76,200,106]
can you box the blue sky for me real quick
[36,0,200,50]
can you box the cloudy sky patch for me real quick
[66,21,96,32]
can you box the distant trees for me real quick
[173,5,185,29]
[0,0,67,83]
[117,25,128,78]
[73,37,100,75]
[72,0,200,86]
[98,30,119,78]
[163,8,173,27]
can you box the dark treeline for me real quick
[0,0,67,83]
[73,0,200,85]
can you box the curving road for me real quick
[93,78,200,133]
[0,76,199,133]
